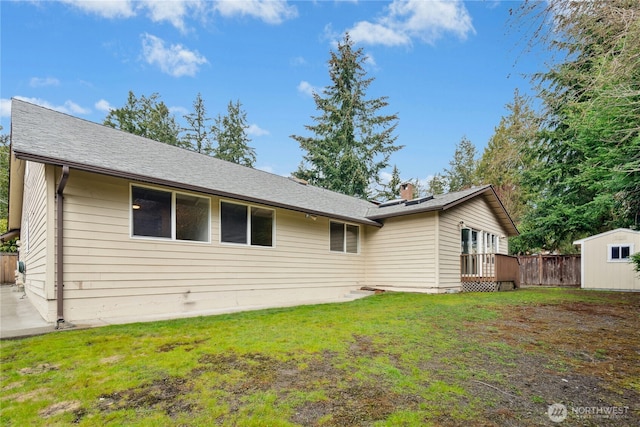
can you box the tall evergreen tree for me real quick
[183,93,214,155]
[426,173,447,196]
[477,90,539,225]
[374,165,402,201]
[514,0,640,252]
[104,91,184,148]
[212,100,256,167]
[444,136,478,192]
[291,33,402,199]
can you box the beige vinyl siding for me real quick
[59,170,366,321]
[581,230,640,290]
[364,211,437,291]
[21,162,55,318]
[438,195,509,288]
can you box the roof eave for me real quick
[12,150,382,228]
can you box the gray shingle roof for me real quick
[11,99,380,226]
[10,98,518,235]
[368,186,492,219]
[368,185,519,236]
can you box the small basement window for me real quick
[330,221,359,254]
[608,244,633,262]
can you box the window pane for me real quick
[346,225,358,253]
[461,228,470,254]
[471,230,478,254]
[221,202,247,244]
[621,246,630,259]
[176,193,209,242]
[251,207,273,247]
[611,246,620,259]
[132,186,172,238]
[330,222,344,252]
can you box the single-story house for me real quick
[574,228,640,291]
[6,99,519,326]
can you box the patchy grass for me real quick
[1,288,639,426]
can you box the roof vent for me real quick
[289,176,308,186]
[405,195,434,206]
[379,199,406,208]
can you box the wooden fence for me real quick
[518,254,581,287]
[1,253,18,285]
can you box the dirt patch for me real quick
[18,363,58,375]
[1,380,24,392]
[98,376,195,417]
[39,400,81,418]
[291,383,410,426]
[156,338,208,353]
[460,296,640,426]
[99,355,124,364]
[6,387,48,403]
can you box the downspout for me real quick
[56,166,69,329]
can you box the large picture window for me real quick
[330,221,359,253]
[220,201,274,247]
[131,185,210,242]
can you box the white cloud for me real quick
[297,81,319,97]
[29,77,61,88]
[363,53,377,68]
[95,99,113,113]
[214,0,297,24]
[59,0,136,19]
[58,0,203,30]
[141,0,204,32]
[55,0,297,29]
[170,105,189,116]
[247,124,269,137]
[349,21,410,47]
[290,56,307,66]
[0,99,11,118]
[348,0,475,47]
[379,170,393,184]
[14,96,90,115]
[141,33,208,77]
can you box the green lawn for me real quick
[1,288,639,426]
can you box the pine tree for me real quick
[374,165,402,201]
[444,136,478,192]
[183,93,214,155]
[104,91,184,148]
[212,100,256,167]
[426,173,447,195]
[477,90,539,225]
[513,0,640,252]
[291,33,402,199]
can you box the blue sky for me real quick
[1,0,546,184]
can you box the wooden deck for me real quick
[460,254,520,288]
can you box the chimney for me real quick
[399,182,414,200]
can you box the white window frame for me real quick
[219,200,275,248]
[607,243,633,262]
[130,184,211,243]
